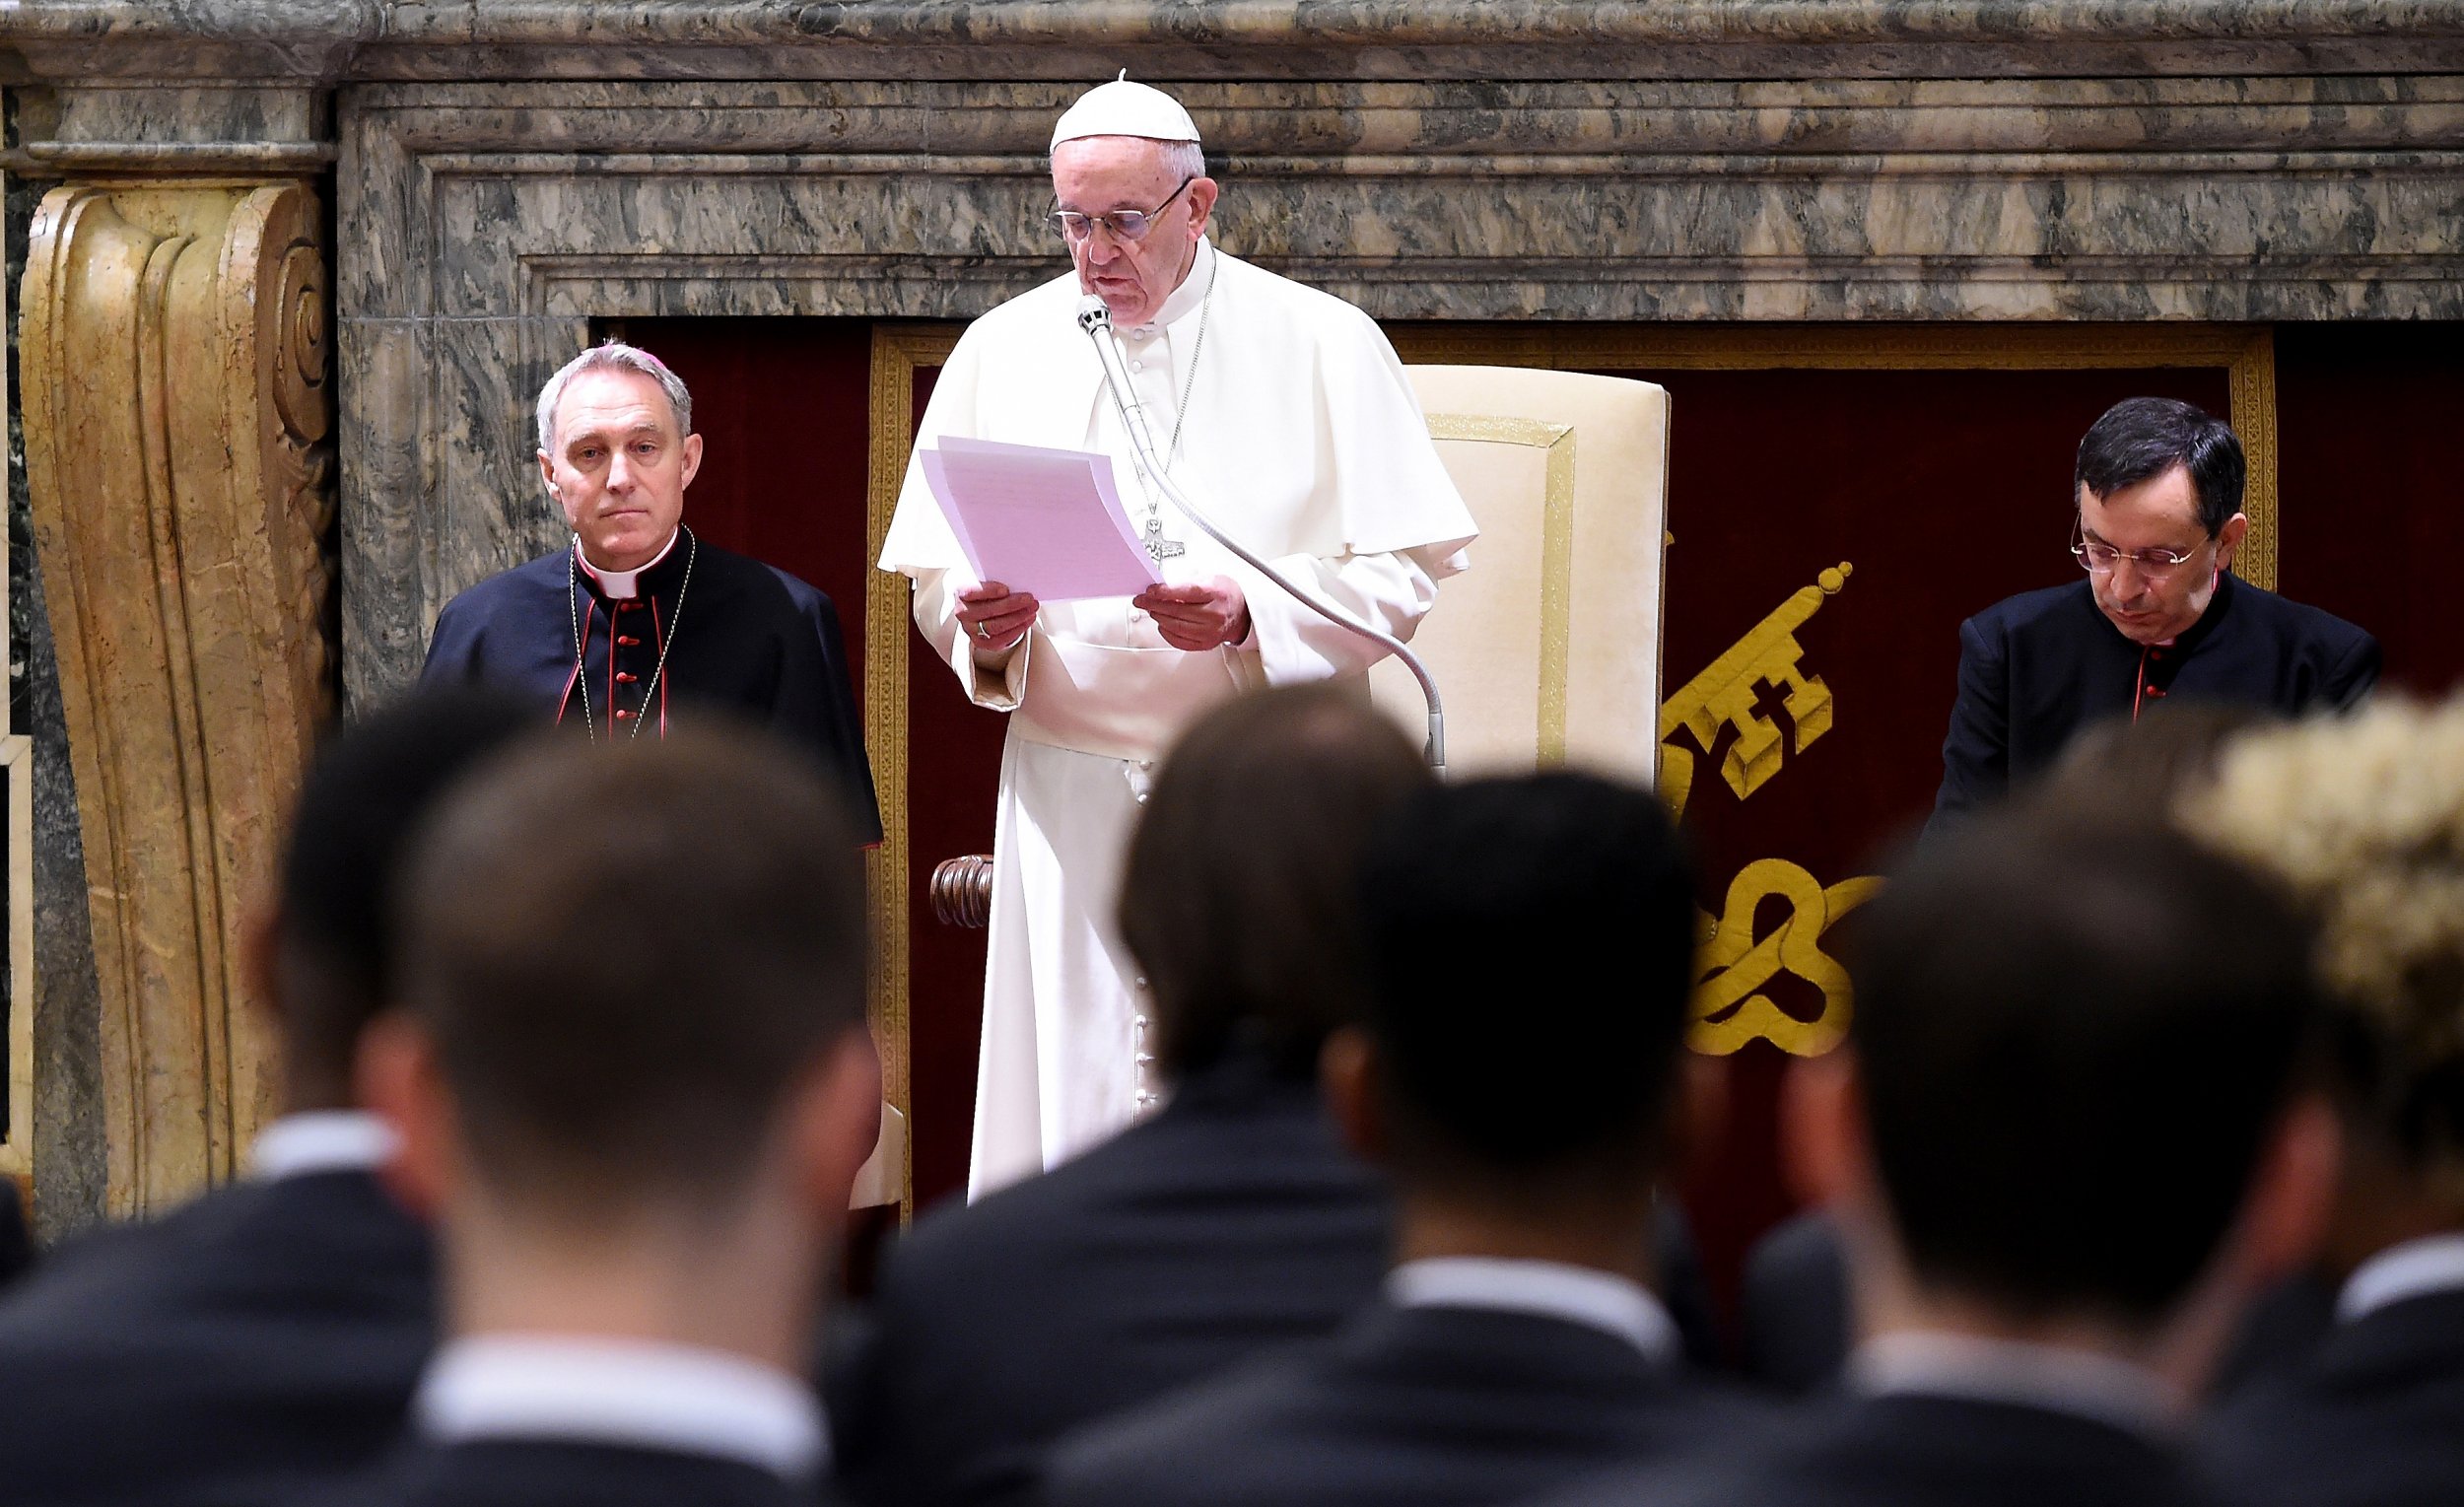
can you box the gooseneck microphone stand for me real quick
[1076,295,1448,772]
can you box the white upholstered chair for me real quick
[1378,366,1671,782]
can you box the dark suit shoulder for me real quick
[326,1440,828,1507]
[1543,1393,2199,1507]
[0,1172,435,1507]
[1044,1306,1764,1507]
[2197,1291,2464,1507]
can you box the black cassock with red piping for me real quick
[421,525,881,845]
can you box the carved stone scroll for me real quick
[20,179,336,1216]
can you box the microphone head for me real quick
[1075,295,1113,333]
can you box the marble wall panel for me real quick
[17,1,2464,86]
[327,69,2464,700]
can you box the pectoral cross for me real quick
[1142,514,1186,562]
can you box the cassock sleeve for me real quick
[1930,612,2012,831]
[772,583,885,847]
[2323,629,2382,710]
[420,595,487,683]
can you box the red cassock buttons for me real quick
[616,671,638,684]
[614,710,635,721]
[618,636,641,647]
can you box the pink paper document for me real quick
[919,437,1161,602]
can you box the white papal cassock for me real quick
[878,237,1477,1197]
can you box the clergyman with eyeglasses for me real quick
[1931,396,2377,827]
[877,76,1476,1198]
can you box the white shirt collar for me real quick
[1125,236,1215,338]
[417,1335,825,1481]
[2339,1233,2464,1322]
[575,527,680,600]
[1852,1332,2183,1438]
[247,1110,398,1182]
[1387,1256,1680,1366]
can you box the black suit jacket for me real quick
[2197,1288,2464,1507]
[319,1439,837,1507]
[1933,573,2377,823]
[830,1054,1393,1507]
[0,1169,434,1507]
[1042,1302,1764,1507]
[1540,1392,2205,1507]
[1736,1209,2332,1402]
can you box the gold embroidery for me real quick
[1659,564,1852,816]
[1690,860,1886,1058]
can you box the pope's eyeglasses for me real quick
[2070,522,2207,580]
[1050,176,1197,245]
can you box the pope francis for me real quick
[879,77,1477,1197]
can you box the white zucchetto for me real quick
[1050,73,1201,149]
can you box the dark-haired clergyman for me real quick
[1930,396,2377,828]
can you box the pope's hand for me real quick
[1134,577,1252,652]
[958,582,1039,652]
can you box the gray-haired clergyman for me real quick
[421,340,880,843]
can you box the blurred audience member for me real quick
[1546,805,2335,1507]
[343,725,876,1506]
[0,688,533,1506]
[1044,771,1758,1507]
[2190,698,2464,1506]
[835,686,1425,1507]
[1740,701,2323,1400]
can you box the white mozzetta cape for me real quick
[879,240,1476,759]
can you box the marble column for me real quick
[18,167,335,1215]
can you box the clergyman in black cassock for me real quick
[422,524,881,844]
[0,689,537,1507]
[1932,397,2375,827]
[1934,571,2375,823]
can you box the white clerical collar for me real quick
[2338,1233,2464,1323]
[247,1110,398,1182]
[575,528,680,600]
[1125,236,1215,338]
[1388,1257,1680,1366]
[417,1335,825,1481]
[1852,1331,2183,1438]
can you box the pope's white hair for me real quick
[1050,137,1207,182]
[535,340,695,454]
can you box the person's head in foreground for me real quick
[1334,769,1703,1279]
[2072,396,2249,647]
[2034,700,2278,825]
[252,685,539,1118]
[1048,77,1217,328]
[1793,804,2335,1406]
[364,721,875,1468]
[2187,698,2464,1284]
[1119,684,1433,1088]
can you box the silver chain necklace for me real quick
[567,525,697,743]
[1136,252,1216,562]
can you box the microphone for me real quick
[1077,295,1447,771]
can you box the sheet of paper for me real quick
[920,437,1161,602]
